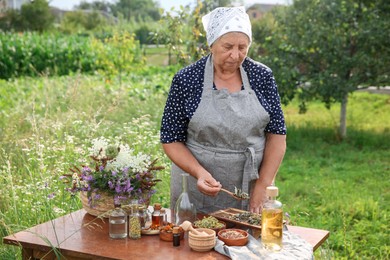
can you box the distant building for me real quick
[246,4,279,20]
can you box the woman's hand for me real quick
[162,142,221,196]
[249,133,286,214]
[249,182,267,214]
[198,177,221,197]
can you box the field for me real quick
[0,71,389,259]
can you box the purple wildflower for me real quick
[83,166,91,171]
[115,183,122,193]
[125,179,131,191]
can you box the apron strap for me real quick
[205,55,252,92]
[241,147,259,209]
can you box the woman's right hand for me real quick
[162,142,221,196]
[198,177,221,197]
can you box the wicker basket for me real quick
[80,191,115,218]
[188,228,216,252]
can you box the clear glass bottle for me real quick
[109,203,128,239]
[174,173,196,225]
[128,199,141,239]
[261,186,283,251]
[160,209,167,226]
[138,204,150,229]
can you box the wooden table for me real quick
[3,209,329,260]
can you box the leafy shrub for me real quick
[0,31,145,80]
[0,32,98,79]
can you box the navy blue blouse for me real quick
[160,55,287,143]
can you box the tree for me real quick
[76,0,111,12]
[0,0,54,32]
[59,10,109,34]
[0,9,24,31]
[110,0,161,21]
[200,0,237,13]
[255,0,390,139]
[20,0,54,32]
[155,0,209,66]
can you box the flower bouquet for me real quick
[63,137,163,216]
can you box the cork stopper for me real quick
[173,227,180,234]
[266,186,279,197]
[154,203,162,210]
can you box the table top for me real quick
[3,209,329,260]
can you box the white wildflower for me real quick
[107,144,134,171]
[128,153,150,173]
[89,137,109,158]
[53,207,65,214]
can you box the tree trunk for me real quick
[339,93,348,139]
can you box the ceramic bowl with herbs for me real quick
[217,228,249,246]
[193,216,226,235]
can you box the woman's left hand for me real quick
[249,182,267,214]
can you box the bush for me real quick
[0,31,145,80]
[0,32,97,79]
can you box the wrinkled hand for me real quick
[249,185,267,214]
[197,177,221,197]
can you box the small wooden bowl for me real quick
[159,229,184,242]
[188,228,216,252]
[217,229,249,246]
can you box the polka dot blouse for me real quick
[160,55,287,143]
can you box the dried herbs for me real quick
[194,216,225,229]
[228,211,261,225]
[233,187,250,199]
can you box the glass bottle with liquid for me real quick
[138,204,150,229]
[128,199,141,239]
[261,186,283,251]
[160,209,167,226]
[151,203,162,228]
[174,173,196,225]
[172,227,181,247]
[109,203,128,239]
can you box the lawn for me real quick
[0,72,389,259]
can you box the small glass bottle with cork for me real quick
[172,227,181,247]
[151,203,162,228]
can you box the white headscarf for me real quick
[202,6,252,46]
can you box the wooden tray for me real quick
[209,208,262,230]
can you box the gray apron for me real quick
[170,56,270,214]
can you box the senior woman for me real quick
[160,6,286,214]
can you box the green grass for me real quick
[143,45,170,66]
[0,72,389,259]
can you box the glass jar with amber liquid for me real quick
[261,186,283,251]
[151,203,162,228]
